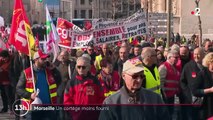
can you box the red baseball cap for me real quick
[33,50,49,60]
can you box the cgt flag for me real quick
[8,0,36,58]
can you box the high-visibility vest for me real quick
[144,66,161,94]
[163,62,180,98]
[95,55,103,70]
[22,67,57,109]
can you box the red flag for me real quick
[5,42,10,49]
[84,20,92,30]
[57,18,83,48]
[132,38,139,46]
[8,0,31,55]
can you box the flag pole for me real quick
[51,33,57,63]
[29,57,36,92]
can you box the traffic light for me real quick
[38,0,42,2]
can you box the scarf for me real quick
[100,70,113,90]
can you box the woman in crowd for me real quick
[192,52,213,119]
[97,58,120,98]
[156,49,166,67]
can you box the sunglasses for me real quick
[126,73,145,80]
[132,74,145,79]
[77,65,86,70]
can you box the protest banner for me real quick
[56,10,148,49]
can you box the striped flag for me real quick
[45,5,60,62]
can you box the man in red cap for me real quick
[16,50,61,120]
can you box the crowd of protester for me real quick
[1,25,213,120]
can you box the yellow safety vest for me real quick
[144,66,161,94]
[95,55,103,70]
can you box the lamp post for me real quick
[166,0,171,48]
[99,0,100,18]
[92,1,95,19]
[70,0,73,22]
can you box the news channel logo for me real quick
[191,8,200,16]
[12,99,30,117]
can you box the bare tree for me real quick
[112,0,117,20]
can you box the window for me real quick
[130,5,134,11]
[80,0,85,5]
[107,1,111,9]
[117,5,122,12]
[81,10,86,18]
[89,0,92,5]
[136,4,141,10]
[107,13,111,18]
[103,1,106,9]
[74,10,78,18]
[89,10,92,18]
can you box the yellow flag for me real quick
[24,22,37,58]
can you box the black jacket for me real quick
[55,60,76,104]
[99,87,171,120]
[9,52,30,87]
[180,60,203,103]
[113,58,125,87]
[192,68,213,119]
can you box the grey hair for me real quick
[76,56,91,67]
[167,50,179,60]
[171,44,180,52]
[82,54,91,61]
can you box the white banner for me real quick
[0,16,4,27]
[56,10,148,49]
[72,21,147,48]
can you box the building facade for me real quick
[60,0,141,20]
[0,0,16,25]
[145,0,213,39]
[113,0,141,19]
[0,0,44,25]
[60,0,113,20]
